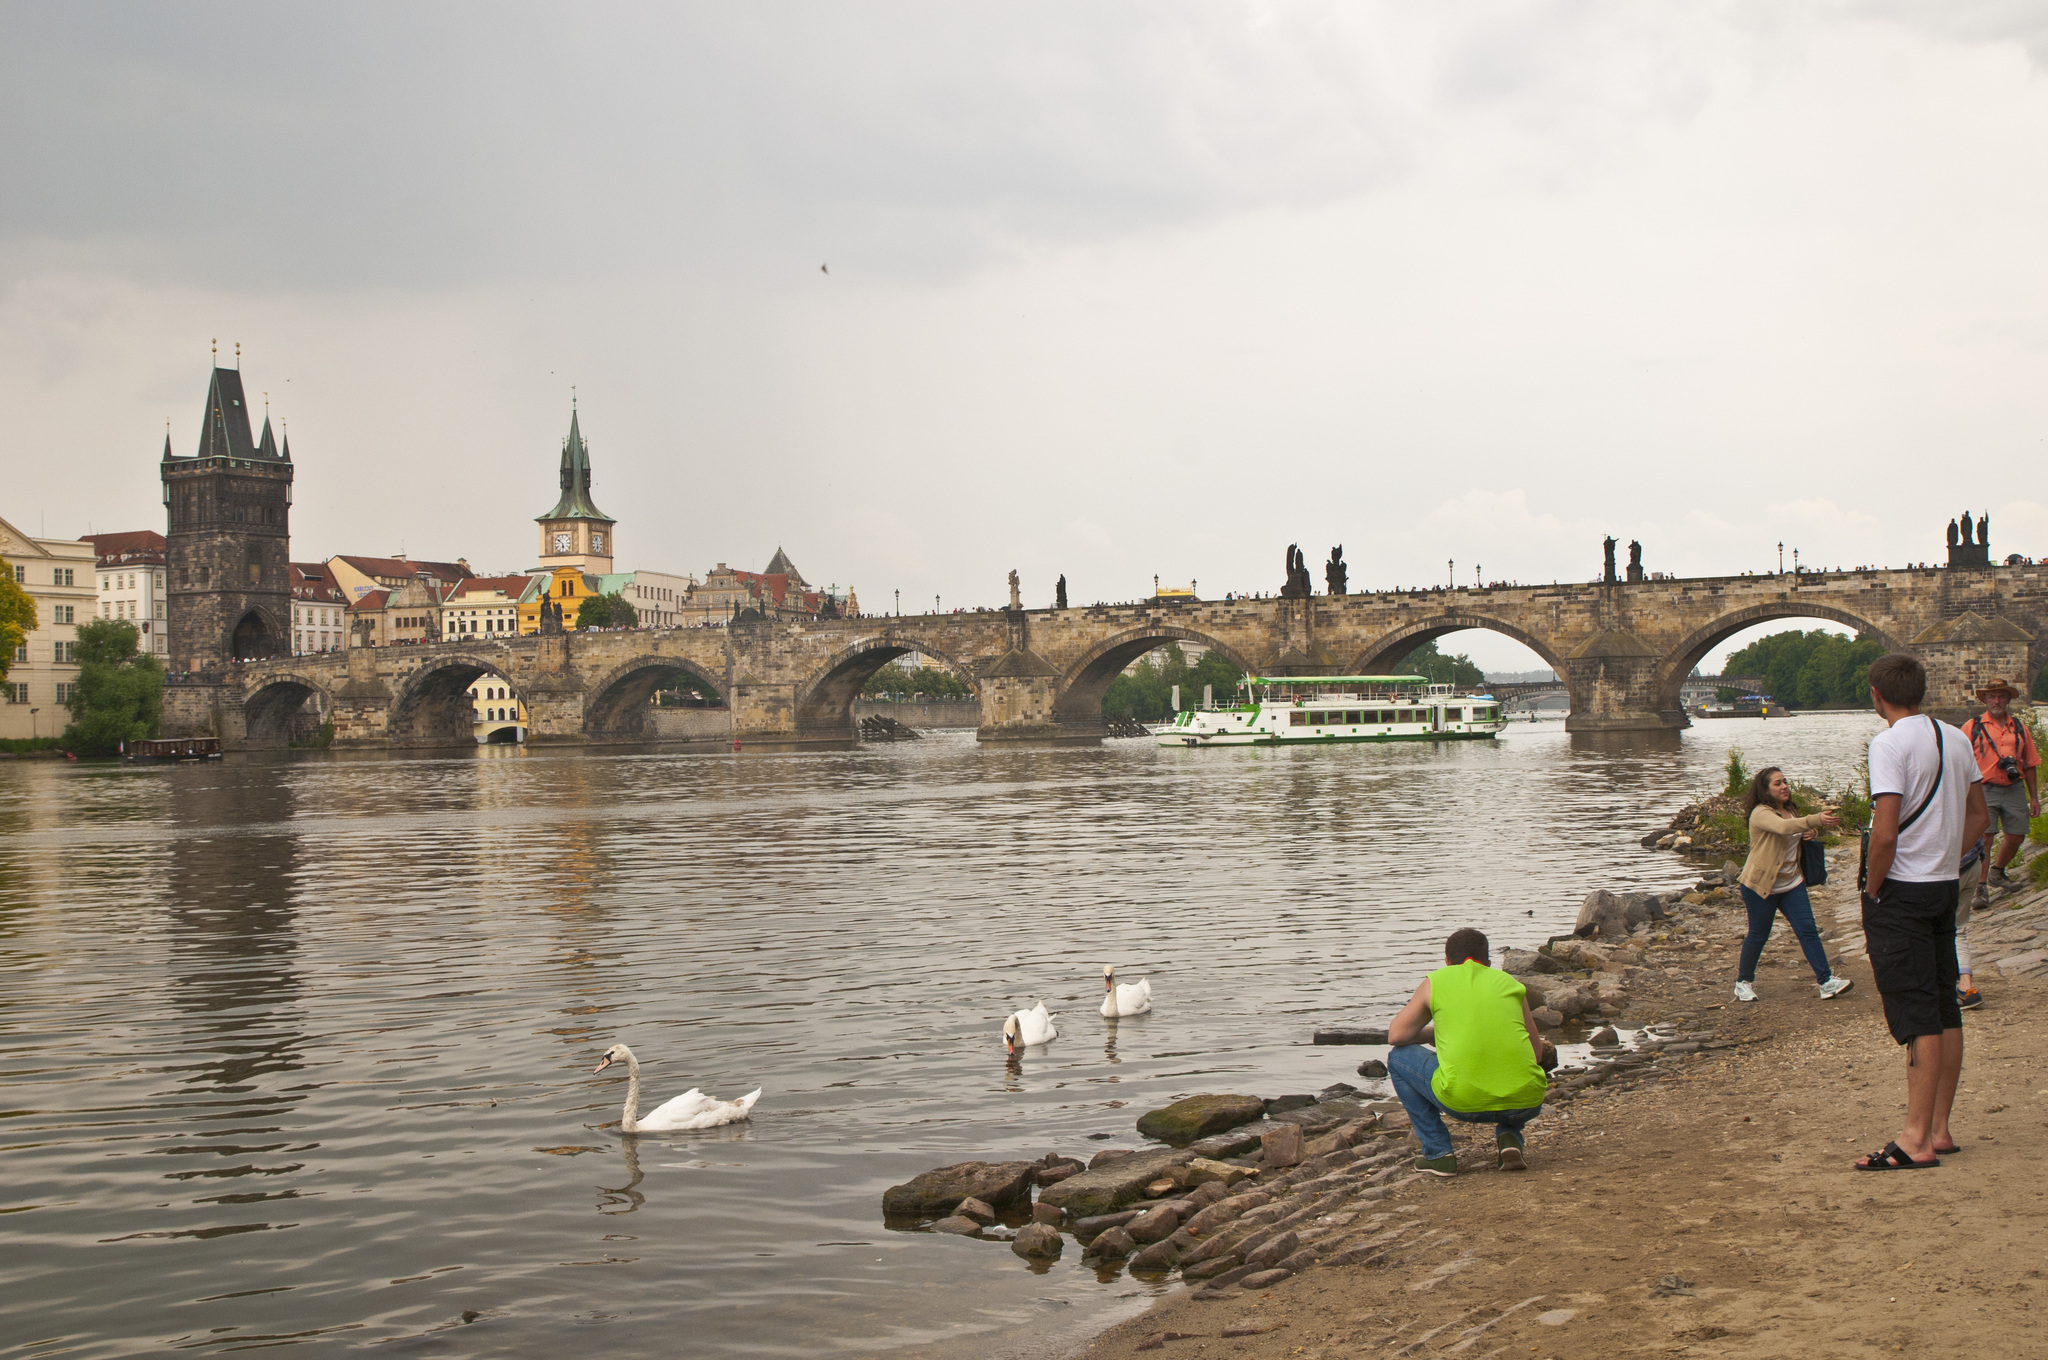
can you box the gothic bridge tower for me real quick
[535,402,615,576]
[162,361,294,672]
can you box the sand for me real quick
[1074,842,2048,1359]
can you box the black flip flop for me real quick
[1856,1141,1940,1171]
[1932,1143,1963,1156]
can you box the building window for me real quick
[54,605,74,624]
[54,568,74,586]
[12,565,22,583]
[54,642,76,663]
[4,683,25,703]
[55,683,73,704]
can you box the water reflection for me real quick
[598,1137,645,1214]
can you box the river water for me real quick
[0,712,1882,1358]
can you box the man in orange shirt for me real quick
[1967,679,2041,895]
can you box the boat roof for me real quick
[1248,675,1430,685]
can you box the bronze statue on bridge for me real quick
[1281,544,1313,599]
[1326,545,1347,596]
[1055,575,1068,609]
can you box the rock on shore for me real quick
[1133,1093,1267,1146]
[882,1160,1038,1217]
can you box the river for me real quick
[0,712,1882,1357]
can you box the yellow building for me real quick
[517,565,602,634]
[466,677,526,743]
[0,517,96,741]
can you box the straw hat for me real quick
[1975,677,2019,701]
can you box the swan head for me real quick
[1002,1014,1022,1055]
[1103,964,1116,992]
[593,1043,633,1074]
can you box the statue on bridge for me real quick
[1959,512,1974,545]
[1008,569,1021,612]
[1281,544,1312,599]
[1055,575,1068,609]
[1325,545,1347,596]
[538,596,565,634]
[1948,518,1960,548]
[1978,512,1989,547]
[1627,539,1644,583]
[1602,536,1618,583]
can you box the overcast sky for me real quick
[4,1,2044,670]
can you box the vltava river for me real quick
[0,714,1880,1357]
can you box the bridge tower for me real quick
[161,361,294,673]
[534,401,614,576]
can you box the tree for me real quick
[576,591,639,629]
[1722,629,1885,708]
[1102,644,1246,720]
[61,618,162,755]
[863,663,972,699]
[0,554,35,682]
[1394,638,1484,688]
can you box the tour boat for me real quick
[1154,676,1508,747]
[121,736,224,762]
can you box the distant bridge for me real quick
[172,562,2042,748]
[1490,674,1767,712]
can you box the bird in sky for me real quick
[820,263,828,274]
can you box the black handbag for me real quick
[1858,715,1944,895]
[1801,836,1828,887]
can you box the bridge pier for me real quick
[1561,634,1689,733]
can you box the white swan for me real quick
[1002,1001,1059,1054]
[1100,964,1152,1017]
[593,1043,760,1132]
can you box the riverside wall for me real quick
[853,699,985,729]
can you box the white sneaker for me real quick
[1819,976,1854,1000]
[1733,981,1758,1003]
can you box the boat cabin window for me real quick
[1345,710,1361,724]
[1290,712,1308,726]
[1445,708,1463,721]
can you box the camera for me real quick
[1998,754,2023,781]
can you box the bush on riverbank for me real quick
[0,736,65,754]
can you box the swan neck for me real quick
[621,1048,641,1133]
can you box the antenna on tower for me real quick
[211,338,218,362]
[235,342,241,368]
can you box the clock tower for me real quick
[535,402,615,575]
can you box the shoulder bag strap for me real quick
[1897,715,1944,833]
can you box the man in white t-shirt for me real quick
[1854,653,1988,1172]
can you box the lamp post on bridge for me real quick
[895,589,899,617]
[1448,559,1454,589]
[1778,542,1784,575]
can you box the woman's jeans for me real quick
[1386,1044,1541,1160]
[1737,883,1831,983]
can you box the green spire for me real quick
[537,402,611,523]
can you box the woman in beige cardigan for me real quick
[1733,767,1852,1003]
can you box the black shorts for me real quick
[1861,878,1962,1044]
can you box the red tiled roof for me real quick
[84,530,166,567]
[346,589,391,612]
[289,562,349,603]
[448,574,539,600]
[334,555,474,584]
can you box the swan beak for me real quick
[592,1055,615,1074]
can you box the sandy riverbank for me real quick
[1072,838,2048,1360]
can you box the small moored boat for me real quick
[1156,675,1508,747]
[122,737,224,762]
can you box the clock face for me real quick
[552,532,573,553]
[592,533,605,551]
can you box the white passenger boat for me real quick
[1155,675,1508,747]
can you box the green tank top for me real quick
[1427,961,1548,1112]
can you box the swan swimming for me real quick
[592,1043,761,1132]
[1002,1001,1058,1054]
[1100,964,1152,1017]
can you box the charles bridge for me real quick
[169,560,2045,749]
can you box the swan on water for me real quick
[1100,964,1152,1017]
[592,1043,761,1132]
[1002,1002,1059,1054]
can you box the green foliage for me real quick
[1715,687,1742,703]
[2030,813,2048,848]
[0,555,36,682]
[1723,629,1887,708]
[60,618,162,756]
[575,591,638,629]
[2035,664,2048,702]
[654,672,723,704]
[1102,644,1247,721]
[2030,844,2048,888]
[1705,809,1750,847]
[290,719,336,750]
[863,664,972,699]
[0,736,64,753]
[1395,639,1484,688]
[1723,747,1749,798]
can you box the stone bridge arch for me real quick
[1351,612,1571,683]
[241,670,335,747]
[583,652,729,741]
[1052,626,1258,728]
[793,634,979,737]
[387,653,525,747]
[1653,602,1897,713]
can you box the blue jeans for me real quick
[1737,883,1831,984]
[1386,1044,1541,1160]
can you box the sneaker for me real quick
[1733,981,1758,1003]
[1819,976,1855,1000]
[1413,1153,1459,1177]
[1973,884,1992,909]
[1989,866,2014,889]
[1495,1128,1526,1171]
[1958,987,1985,1011]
